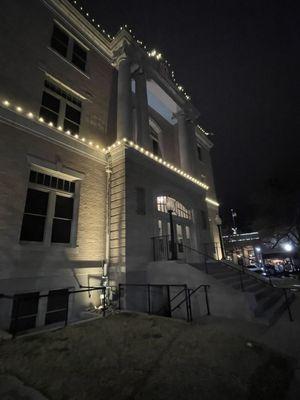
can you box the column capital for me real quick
[172,110,186,121]
[113,43,131,68]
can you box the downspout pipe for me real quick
[104,152,112,280]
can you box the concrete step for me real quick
[257,292,295,325]
[254,290,284,316]
[243,282,266,293]
[211,270,240,279]
[254,286,275,300]
[231,277,261,290]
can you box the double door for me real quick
[158,218,192,259]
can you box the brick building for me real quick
[0,0,220,331]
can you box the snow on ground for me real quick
[0,312,295,400]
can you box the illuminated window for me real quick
[20,170,77,244]
[39,80,81,133]
[50,24,87,72]
[156,196,192,220]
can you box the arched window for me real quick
[156,196,192,220]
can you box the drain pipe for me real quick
[103,152,112,281]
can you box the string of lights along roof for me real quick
[0,98,216,194]
[69,0,191,101]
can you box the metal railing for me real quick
[180,243,296,321]
[150,235,297,322]
[118,283,210,322]
[170,284,210,322]
[0,286,111,337]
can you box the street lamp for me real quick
[166,197,177,260]
[283,243,293,252]
[215,215,225,259]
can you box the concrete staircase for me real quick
[190,262,295,325]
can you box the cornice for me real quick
[43,0,114,63]
[0,106,106,165]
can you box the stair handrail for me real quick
[181,243,300,292]
[171,284,210,322]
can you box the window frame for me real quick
[39,83,82,134]
[20,171,79,247]
[50,23,88,73]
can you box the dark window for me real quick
[201,210,208,230]
[21,172,76,245]
[51,195,74,243]
[51,25,69,57]
[45,289,69,325]
[64,104,81,134]
[29,170,37,183]
[197,145,202,161]
[45,80,81,107]
[136,187,146,215]
[70,182,75,193]
[28,171,74,194]
[72,42,87,71]
[152,139,160,156]
[10,292,39,333]
[39,92,60,125]
[20,189,49,241]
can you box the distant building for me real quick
[223,232,260,265]
[0,0,220,331]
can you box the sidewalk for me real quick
[199,294,300,399]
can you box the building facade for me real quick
[0,0,220,331]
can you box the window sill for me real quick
[47,47,90,80]
[19,241,78,249]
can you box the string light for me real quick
[1,98,106,152]
[205,197,219,207]
[68,1,191,101]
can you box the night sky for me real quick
[82,0,299,231]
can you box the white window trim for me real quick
[41,82,82,133]
[20,157,85,247]
[49,21,89,76]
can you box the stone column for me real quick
[175,111,193,173]
[117,55,132,140]
[135,70,151,149]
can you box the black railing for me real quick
[152,235,171,261]
[150,236,297,322]
[170,285,210,322]
[0,286,111,337]
[180,243,296,322]
[118,283,210,322]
